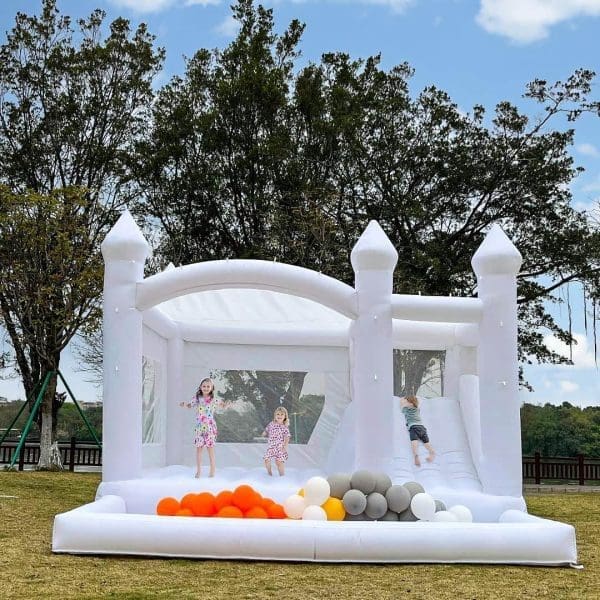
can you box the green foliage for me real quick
[521,402,600,457]
[0,0,163,453]
[0,401,101,441]
[131,0,600,385]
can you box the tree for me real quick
[0,0,163,467]
[134,1,600,390]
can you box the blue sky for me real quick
[0,0,599,407]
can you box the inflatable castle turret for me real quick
[472,224,523,497]
[350,222,398,474]
[100,210,151,482]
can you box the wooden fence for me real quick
[1,442,599,484]
[522,453,600,485]
[0,437,101,471]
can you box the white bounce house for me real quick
[52,212,578,565]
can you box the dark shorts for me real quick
[409,425,429,443]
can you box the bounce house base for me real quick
[52,467,578,566]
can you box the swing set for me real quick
[0,370,101,470]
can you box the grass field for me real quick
[0,472,598,600]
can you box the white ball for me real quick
[410,492,436,521]
[304,476,331,506]
[283,494,307,519]
[302,505,327,521]
[448,504,473,522]
[432,510,459,522]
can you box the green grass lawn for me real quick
[0,472,598,600]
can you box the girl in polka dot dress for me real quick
[262,407,291,476]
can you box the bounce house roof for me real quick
[154,287,351,330]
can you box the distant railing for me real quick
[523,453,600,485]
[1,443,598,483]
[0,437,102,471]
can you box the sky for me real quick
[0,0,599,407]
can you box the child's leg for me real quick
[411,440,421,466]
[207,446,216,477]
[424,442,435,462]
[264,458,273,475]
[275,460,285,476]
[195,446,203,477]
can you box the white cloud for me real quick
[544,332,597,369]
[109,0,177,12]
[185,0,222,6]
[359,0,415,13]
[559,379,580,393]
[110,0,220,12]
[576,143,600,158]
[214,15,240,37]
[476,0,600,44]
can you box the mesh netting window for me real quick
[142,356,163,444]
[393,350,446,398]
[208,369,325,444]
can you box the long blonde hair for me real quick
[405,395,419,408]
[274,406,289,426]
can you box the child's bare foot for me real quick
[209,470,215,478]
[426,452,435,463]
[414,454,421,467]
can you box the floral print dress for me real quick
[191,395,218,448]
[263,421,291,462]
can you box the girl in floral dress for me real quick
[262,407,291,476]
[180,377,223,478]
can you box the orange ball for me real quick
[175,508,194,517]
[217,505,244,518]
[322,497,346,521]
[232,485,259,512]
[156,497,180,516]
[245,506,268,519]
[180,493,198,512]
[260,497,275,510]
[215,490,234,510]
[266,503,286,519]
[190,492,216,517]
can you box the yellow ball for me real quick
[322,496,346,521]
[297,488,304,497]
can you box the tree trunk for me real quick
[37,371,60,470]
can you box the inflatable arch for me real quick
[52,211,577,566]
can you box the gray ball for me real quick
[380,510,399,522]
[350,470,376,494]
[327,473,352,499]
[344,512,367,521]
[403,481,425,498]
[435,499,447,512]
[398,507,418,522]
[365,492,388,519]
[373,472,392,495]
[385,485,410,513]
[342,489,367,515]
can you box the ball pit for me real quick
[155,485,286,520]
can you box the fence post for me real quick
[69,436,77,472]
[534,452,541,484]
[578,453,585,486]
[18,443,25,471]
